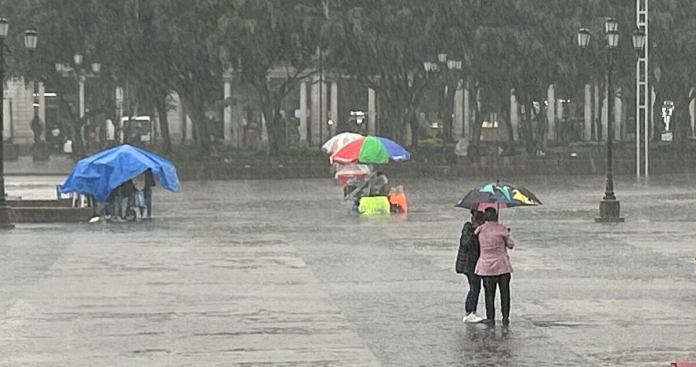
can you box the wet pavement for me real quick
[1,175,696,366]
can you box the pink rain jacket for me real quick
[474,221,515,276]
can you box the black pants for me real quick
[482,273,511,321]
[464,273,482,313]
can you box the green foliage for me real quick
[216,0,323,155]
[2,0,696,152]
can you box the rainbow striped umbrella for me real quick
[321,132,363,155]
[331,135,410,164]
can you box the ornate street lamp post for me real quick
[0,18,11,229]
[1,19,40,229]
[578,18,645,223]
[423,53,462,142]
[24,28,38,114]
[24,28,47,161]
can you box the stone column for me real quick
[594,83,600,141]
[614,89,622,141]
[330,81,338,137]
[368,88,376,135]
[463,87,470,139]
[261,114,268,145]
[180,97,193,144]
[223,80,233,146]
[546,84,555,142]
[2,98,9,141]
[510,89,519,141]
[690,96,695,137]
[650,86,656,140]
[299,81,308,143]
[79,76,85,118]
[453,83,464,141]
[232,99,243,148]
[38,82,46,140]
[556,98,563,139]
[310,74,321,145]
[584,84,592,141]
[601,86,608,142]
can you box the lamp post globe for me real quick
[632,29,646,53]
[0,18,8,38]
[606,30,620,49]
[577,28,591,49]
[24,28,37,50]
[604,17,618,33]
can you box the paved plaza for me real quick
[1,175,695,366]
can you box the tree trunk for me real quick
[183,97,210,154]
[521,99,534,155]
[500,102,514,155]
[442,81,455,143]
[672,93,690,145]
[408,109,419,148]
[70,118,86,157]
[156,96,172,154]
[652,88,663,142]
[468,86,484,162]
[261,101,282,156]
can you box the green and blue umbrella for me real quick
[455,182,542,210]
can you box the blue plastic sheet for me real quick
[59,145,180,202]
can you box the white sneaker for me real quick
[465,313,484,323]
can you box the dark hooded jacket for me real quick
[455,222,480,274]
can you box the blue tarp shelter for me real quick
[59,144,180,202]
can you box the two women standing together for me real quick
[455,207,515,325]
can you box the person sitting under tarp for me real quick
[358,172,394,215]
[345,172,396,215]
[368,172,389,196]
[103,179,136,222]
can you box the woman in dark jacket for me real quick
[456,210,485,323]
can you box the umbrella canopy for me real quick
[322,132,363,155]
[60,144,180,202]
[332,135,410,164]
[335,163,371,177]
[455,182,542,210]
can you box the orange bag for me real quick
[388,186,408,214]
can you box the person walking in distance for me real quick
[456,210,485,323]
[475,207,515,326]
[143,169,156,219]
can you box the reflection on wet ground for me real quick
[1,175,696,366]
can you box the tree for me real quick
[649,0,696,144]
[330,0,437,147]
[152,0,224,154]
[217,0,322,155]
[116,0,178,153]
[0,0,123,156]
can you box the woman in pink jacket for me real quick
[474,207,514,326]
